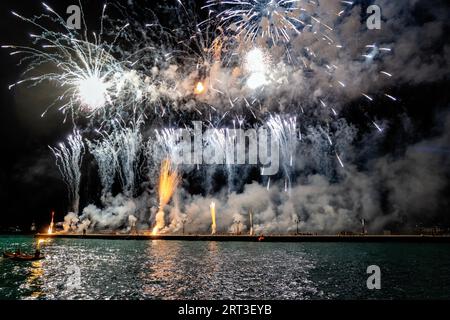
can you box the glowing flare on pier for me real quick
[47,211,55,234]
[210,202,217,235]
[249,209,254,236]
[153,159,180,235]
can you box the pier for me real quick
[36,233,450,243]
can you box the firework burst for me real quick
[204,0,348,45]
[3,3,146,122]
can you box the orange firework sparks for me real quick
[212,36,223,62]
[194,81,205,95]
[210,202,217,235]
[153,159,180,235]
[47,211,55,234]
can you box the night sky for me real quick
[0,0,449,231]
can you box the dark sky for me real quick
[0,0,90,228]
[0,0,449,230]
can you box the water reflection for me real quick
[25,261,44,299]
[142,240,183,299]
[138,241,323,300]
[2,237,450,300]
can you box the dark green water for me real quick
[1,236,449,300]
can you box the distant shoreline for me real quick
[34,233,450,243]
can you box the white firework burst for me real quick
[204,0,341,44]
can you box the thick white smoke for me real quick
[79,194,137,231]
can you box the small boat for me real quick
[10,254,45,262]
[3,252,17,259]
[3,251,45,261]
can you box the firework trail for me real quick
[114,119,143,197]
[266,114,299,191]
[152,128,186,167]
[86,134,119,200]
[49,130,85,214]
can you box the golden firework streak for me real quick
[47,211,55,234]
[210,202,217,235]
[153,159,180,235]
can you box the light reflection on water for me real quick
[23,261,44,300]
[1,236,450,300]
